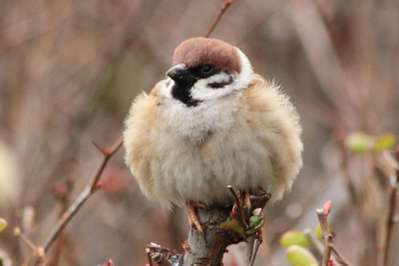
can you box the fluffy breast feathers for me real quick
[123,74,303,207]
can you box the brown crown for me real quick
[172,37,241,73]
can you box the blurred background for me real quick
[0,0,399,265]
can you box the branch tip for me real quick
[41,135,122,255]
[205,0,236,37]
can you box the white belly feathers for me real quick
[150,92,274,206]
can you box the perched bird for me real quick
[124,37,303,229]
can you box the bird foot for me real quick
[186,201,207,233]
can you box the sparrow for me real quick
[123,37,303,229]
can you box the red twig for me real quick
[227,185,248,228]
[317,201,333,266]
[205,0,236,38]
[50,177,75,265]
[42,137,123,253]
[317,201,351,266]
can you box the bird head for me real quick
[164,37,253,107]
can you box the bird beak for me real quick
[166,64,193,83]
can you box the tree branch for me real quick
[41,137,123,254]
[147,188,270,266]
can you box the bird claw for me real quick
[186,201,206,233]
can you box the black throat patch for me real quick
[171,82,201,107]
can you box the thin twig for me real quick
[50,177,75,266]
[14,227,37,252]
[304,229,324,257]
[42,137,123,253]
[317,201,333,266]
[331,245,350,266]
[14,227,46,265]
[249,231,263,266]
[205,0,235,38]
[227,185,248,228]
[381,170,399,266]
[248,193,270,265]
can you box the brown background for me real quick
[0,0,398,265]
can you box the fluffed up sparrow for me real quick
[124,37,303,228]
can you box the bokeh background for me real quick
[1,0,399,265]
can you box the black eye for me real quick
[201,65,213,75]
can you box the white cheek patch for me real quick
[191,73,236,101]
[159,78,175,99]
[200,72,232,85]
[191,82,236,101]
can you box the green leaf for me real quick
[249,215,264,230]
[374,134,396,151]
[0,218,8,233]
[286,245,319,266]
[345,133,374,154]
[246,215,264,236]
[280,230,311,248]
[219,219,246,238]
